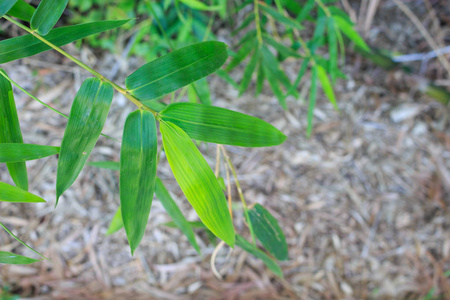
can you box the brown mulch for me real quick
[1,1,449,299]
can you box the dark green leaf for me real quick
[155,178,200,254]
[140,99,168,112]
[0,143,59,163]
[87,161,120,171]
[0,182,45,203]
[259,4,303,30]
[297,0,315,22]
[0,0,18,18]
[263,34,301,58]
[232,12,255,35]
[56,78,113,203]
[0,251,41,265]
[0,69,27,190]
[260,45,292,91]
[239,48,259,96]
[226,38,257,72]
[236,234,283,277]
[248,204,288,260]
[160,102,286,147]
[126,41,228,101]
[327,17,338,82]
[307,66,318,136]
[316,64,338,109]
[106,207,123,236]
[120,110,157,254]
[31,0,69,36]
[333,16,370,52]
[309,15,327,52]
[6,0,35,22]
[0,20,130,64]
[288,58,309,96]
[255,61,265,97]
[160,121,235,247]
[264,64,287,109]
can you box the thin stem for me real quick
[3,15,155,114]
[253,0,263,46]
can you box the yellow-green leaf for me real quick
[0,69,27,190]
[160,121,235,247]
[30,0,69,36]
[0,182,45,203]
[0,251,42,265]
[0,143,59,163]
[316,64,338,110]
[120,110,157,255]
[106,207,123,236]
[126,41,228,101]
[56,78,113,203]
[159,103,286,147]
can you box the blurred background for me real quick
[0,0,449,299]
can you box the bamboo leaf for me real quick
[0,182,45,203]
[248,204,288,260]
[307,66,318,136]
[216,69,238,89]
[160,121,235,247]
[259,4,303,30]
[0,0,18,18]
[0,20,130,64]
[56,78,113,203]
[333,16,370,52]
[30,0,69,36]
[0,69,27,190]
[235,234,283,277]
[316,64,338,109]
[155,178,200,254]
[0,251,42,265]
[260,45,292,91]
[193,78,212,106]
[327,17,338,82]
[87,161,120,171]
[226,38,257,72]
[296,0,315,22]
[126,41,228,101]
[6,0,35,22]
[178,0,221,11]
[0,222,48,260]
[262,34,301,58]
[106,207,123,236]
[288,58,309,96]
[120,110,157,255]
[239,48,259,96]
[160,103,286,147]
[255,61,265,97]
[264,64,287,109]
[0,144,59,163]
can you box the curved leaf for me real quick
[0,182,45,203]
[0,143,60,163]
[159,103,286,147]
[31,0,69,36]
[56,78,113,203]
[0,0,18,18]
[160,121,235,247]
[5,0,35,22]
[0,20,130,64]
[0,251,42,265]
[0,69,27,190]
[120,110,157,254]
[126,41,228,101]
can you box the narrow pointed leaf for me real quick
[260,45,292,91]
[0,222,48,260]
[5,0,35,22]
[0,69,28,190]
[126,41,228,101]
[216,69,238,89]
[0,20,130,64]
[236,234,283,277]
[288,58,309,96]
[316,64,338,109]
[56,78,113,203]
[327,17,338,82]
[248,204,288,260]
[120,110,157,255]
[87,161,120,171]
[263,34,302,58]
[307,66,318,136]
[30,0,69,36]
[0,0,18,18]
[255,61,265,97]
[156,178,200,254]
[0,182,45,203]
[0,251,42,265]
[264,64,287,109]
[333,16,370,52]
[0,144,59,163]
[296,0,315,22]
[160,121,235,247]
[259,4,303,30]
[160,103,286,147]
[106,207,124,236]
[239,48,259,95]
[226,38,257,72]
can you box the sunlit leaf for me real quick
[0,20,130,64]
[106,207,123,236]
[120,110,157,254]
[5,0,35,22]
[248,204,288,260]
[0,182,45,203]
[178,0,221,11]
[0,143,59,163]
[126,41,228,101]
[160,121,235,247]
[235,234,283,277]
[0,69,27,191]
[31,0,69,36]
[56,78,113,203]
[160,102,286,147]
[155,178,200,254]
[0,0,18,18]
[0,251,41,265]
[316,64,338,109]
[333,16,370,52]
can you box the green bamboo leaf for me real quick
[327,17,338,82]
[155,178,200,254]
[309,15,327,52]
[333,16,370,52]
[262,34,302,58]
[296,0,315,22]
[0,69,27,191]
[160,121,235,247]
[235,234,283,277]
[160,102,286,147]
[260,45,292,91]
[0,0,18,18]
[0,144,59,163]
[248,204,288,260]
[87,161,120,171]
[216,69,238,89]
[178,0,221,11]
[307,66,318,137]
[316,64,338,109]
[6,0,35,22]
[106,207,123,236]
[288,58,309,96]
[232,12,255,36]
[226,38,257,72]
[120,110,157,255]
[263,64,287,109]
[0,222,48,260]
[255,61,265,97]
[0,182,45,203]
[126,41,228,101]
[30,0,69,36]
[259,4,303,30]
[0,251,42,265]
[0,20,130,64]
[239,48,259,96]
[56,78,113,203]
[193,78,212,106]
